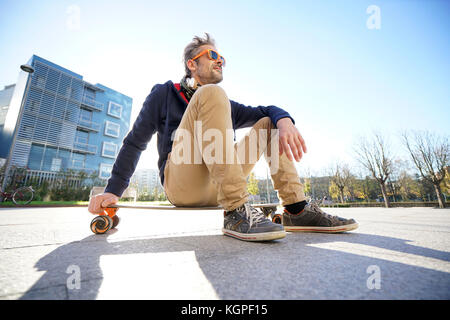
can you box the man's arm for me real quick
[230,100,295,130]
[230,100,307,162]
[104,84,164,197]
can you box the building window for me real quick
[58,149,71,172]
[104,121,120,138]
[27,99,40,113]
[36,76,45,88]
[65,103,79,122]
[20,125,34,140]
[42,146,57,171]
[107,102,122,119]
[102,141,118,158]
[51,158,62,172]
[27,144,45,170]
[75,130,89,144]
[84,87,96,100]
[72,153,86,169]
[70,88,79,100]
[99,163,113,179]
[80,108,93,122]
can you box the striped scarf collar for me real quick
[180,76,201,102]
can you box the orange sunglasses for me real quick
[191,49,226,66]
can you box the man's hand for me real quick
[276,118,307,162]
[88,192,119,215]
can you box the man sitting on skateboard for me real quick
[88,33,358,241]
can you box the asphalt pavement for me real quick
[0,205,449,299]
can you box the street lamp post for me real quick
[0,64,34,200]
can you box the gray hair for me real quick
[183,33,216,77]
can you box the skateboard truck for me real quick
[261,207,282,224]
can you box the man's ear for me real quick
[187,59,197,74]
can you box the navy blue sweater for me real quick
[105,81,294,197]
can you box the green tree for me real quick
[397,171,421,201]
[441,166,449,196]
[303,177,311,196]
[247,172,259,195]
[329,163,352,203]
[328,181,340,202]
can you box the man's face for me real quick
[189,45,224,85]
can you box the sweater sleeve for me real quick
[104,84,164,197]
[230,100,295,130]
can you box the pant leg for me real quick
[235,117,307,206]
[164,84,248,210]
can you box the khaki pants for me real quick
[163,84,306,211]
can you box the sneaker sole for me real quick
[222,228,286,241]
[284,222,359,233]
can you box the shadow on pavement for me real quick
[20,229,450,299]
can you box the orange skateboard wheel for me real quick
[105,207,119,229]
[272,213,282,224]
[90,215,113,234]
[111,215,120,229]
[90,207,119,234]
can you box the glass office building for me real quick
[0,55,132,180]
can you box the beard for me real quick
[198,67,223,85]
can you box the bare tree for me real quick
[387,159,409,202]
[402,131,449,208]
[354,133,394,208]
[329,162,352,203]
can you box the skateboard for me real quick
[90,203,282,234]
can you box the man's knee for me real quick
[192,84,229,111]
[256,116,272,126]
[196,84,227,97]
[254,117,275,130]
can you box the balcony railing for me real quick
[73,142,97,154]
[21,170,83,189]
[81,95,103,111]
[77,118,101,132]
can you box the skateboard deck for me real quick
[90,203,282,234]
[108,203,279,210]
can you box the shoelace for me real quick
[239,203,267,230]
[307,202,335,220]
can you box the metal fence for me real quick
[22,170,83,189]
[1,168,85,191]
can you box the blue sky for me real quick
[0,0,449,177]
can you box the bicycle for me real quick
[0,186,35,205]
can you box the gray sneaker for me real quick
[223,203,286,241]
[283,202,358,233]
